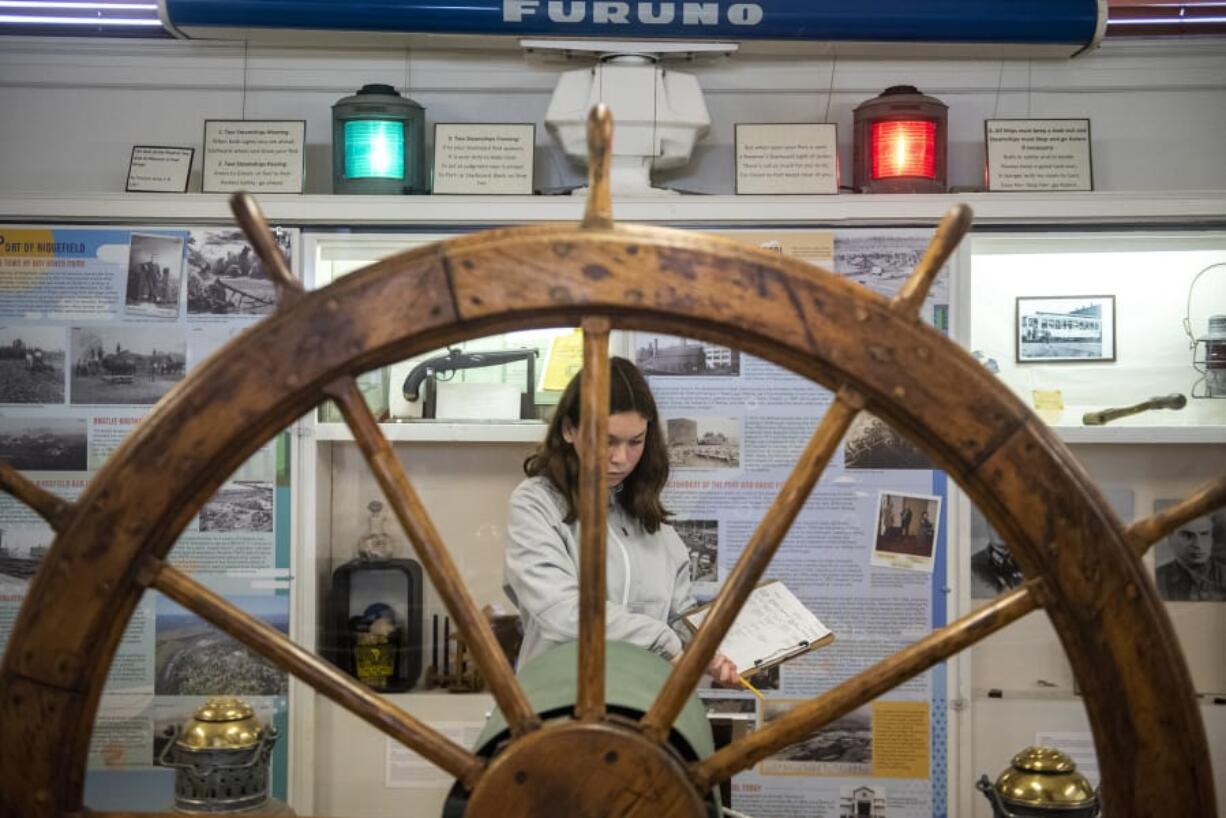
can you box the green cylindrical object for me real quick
[331,83,426,195]
[445,641,720,816]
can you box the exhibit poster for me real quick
[0,225,298,809]
[637,227,951,818]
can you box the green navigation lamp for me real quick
[332,83,426,194]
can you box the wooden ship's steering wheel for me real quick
[1,107,1221,818]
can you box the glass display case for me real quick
[961,228,1226,818]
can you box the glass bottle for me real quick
[355,500,394,561]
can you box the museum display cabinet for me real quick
[0,190,1222,818]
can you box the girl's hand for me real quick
[706,652,741,687]
[670,652,741,687]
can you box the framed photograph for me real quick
[985,118,1093,192]
[1016,295,1116,363]
[734,123,838,195]
[202,120,306,193]
[125,146,194,193]
[431,123,535,195]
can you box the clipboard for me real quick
[680,579,835,676]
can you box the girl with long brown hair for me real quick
[503,356,737,684]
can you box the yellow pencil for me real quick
[738,674,765,701]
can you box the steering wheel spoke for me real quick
[691,579,1045,789]
[640,387,863,742]
[576,318,612,721]
[323,376,540,737]
[146,559,486,787]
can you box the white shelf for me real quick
[3,190,1226,227]
[315,421,546,443]
[1026,401,1226,444]
[1038,403,1226,444]
[1053,424,1226,444]
[314,419,1226,445]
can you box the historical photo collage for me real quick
[0,224,296,775]
[648,228,948,818]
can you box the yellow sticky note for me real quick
[541,328,585,391]
[1032,389,1065,411]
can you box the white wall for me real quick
[0,36,1224,196]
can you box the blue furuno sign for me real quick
[161,0,1104,47]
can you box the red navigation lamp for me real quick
[853,85,948,193]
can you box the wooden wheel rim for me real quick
[0,220,1211,816]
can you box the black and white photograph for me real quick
[834,231,950,304]
[636,334,740,377]
[124,232,184,319]
[155,594,289,696]
[199,480,274,533]
[761,703,872,775]
[872,491,941,572]
[0,416,87,471]
[0,528,51,584]
[839,785,887,818]
[186,228,289,316]
[0,326,65,404]
[843,411,935,470]
[70,325,185,405]
[1152,500,1226,602]
[1016,295,1116,362]
[969,506,1023,599]
[675,518,719,583]
[666,416,741,469]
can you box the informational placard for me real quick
[125,146,194,193]
[0,223,298,806]
[643,226,953,818]
[985,119,1093,192]
[386,723,484,787]
[202,120,306,193]
[431,123,535,195]
[735,123,838,195]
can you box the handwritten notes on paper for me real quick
[684,580,832,675]
[432,123,535,195]
[986,119,1093,192]
[202,120,306,193]
[735,123,838,195]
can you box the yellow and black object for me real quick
[976,746,1100,818]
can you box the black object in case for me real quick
[324,557,424,692]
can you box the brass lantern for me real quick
[158,697,287,814]
[977,746,1100,818]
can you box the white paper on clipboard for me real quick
[682,581,833,675]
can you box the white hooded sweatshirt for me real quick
[503,475,696,667]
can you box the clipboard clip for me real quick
[752,640,811,668]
